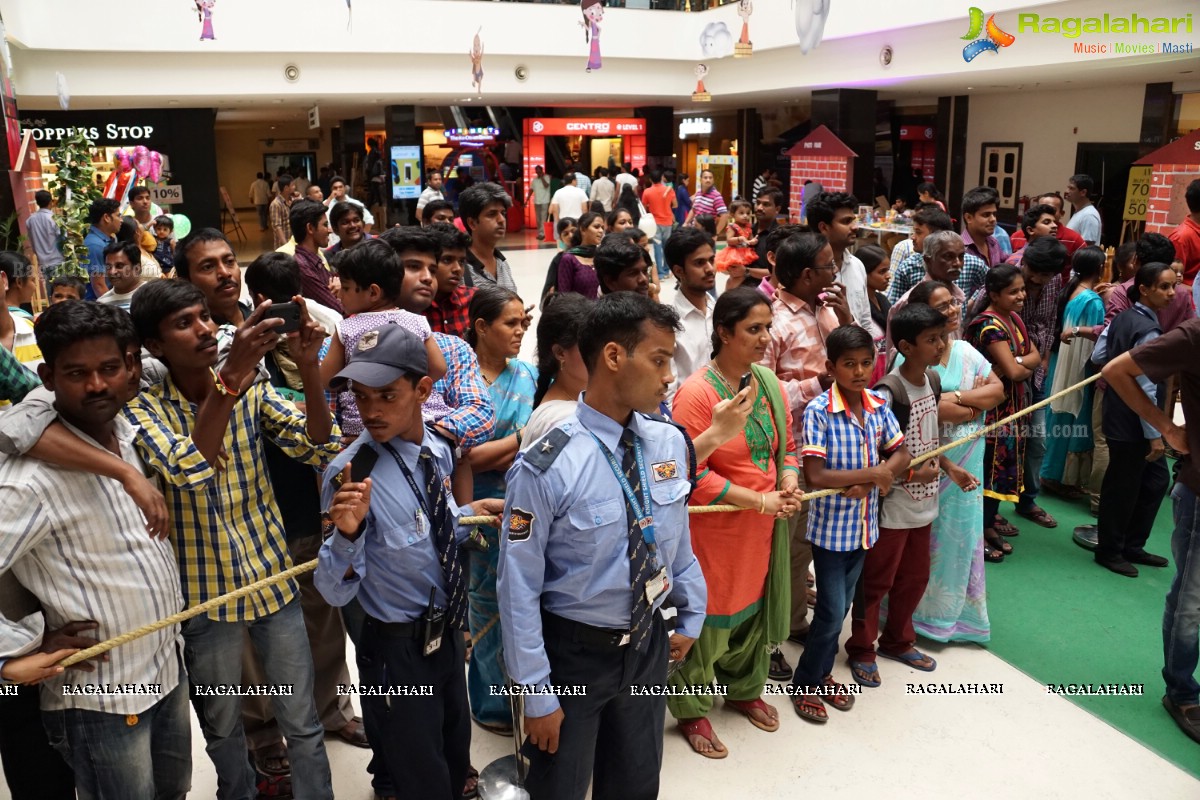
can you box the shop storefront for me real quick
[19,108,221,230]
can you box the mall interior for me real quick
[0,0,1199,798]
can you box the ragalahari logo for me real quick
[962,7,1016,62]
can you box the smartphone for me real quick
[738,373,752,392]
[349,446,379,484]
[264,301,302,334]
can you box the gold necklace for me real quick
[707,361,740,393]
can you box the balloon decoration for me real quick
[794,0,831,55]
[132,145,151,177]
[171,214,192,239]
[149,151,163,183]
[104,146,168,209]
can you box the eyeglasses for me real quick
[932,299,961,314]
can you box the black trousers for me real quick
[524,612,669,800]
[0,685,74,800]
[1097,438,1170,560]
[357,615,471,800]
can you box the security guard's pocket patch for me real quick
[652,460,678,482]
[508,508,534,542]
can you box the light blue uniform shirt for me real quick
[498,398,707,717]
[315,429,479,623]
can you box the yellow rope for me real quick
[57,372,1101,668]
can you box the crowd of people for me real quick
[1,170,1199,800]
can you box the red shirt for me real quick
[426,285,475,339]
[642,184,675,226]
[1169,216,1200,285]
[1011,224,1085,279]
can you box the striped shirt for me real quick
[885,249,989,305]
[124,377,341,622]
[0,417,183,714]
[801,385,904,551]
[691,188,728,220]
[760,288,841,438]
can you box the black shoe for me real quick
[1095,554,1139,577]
[768,648,793,681]
[1163,695,1200,744]
[787,629,809,646]
[1072,525,1098,551]
[1125,549,1169,567]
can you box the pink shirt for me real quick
[760,288,840,437]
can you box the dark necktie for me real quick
[420,446,467,631]
[620,428,655,653]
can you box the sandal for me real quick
[878,648,937,672]
[849,659,881,688]
[677,717,730,758]
[1042,480,1086,500]
[822,675,855,711]
[791,694,828,724]
[993,515,1019,536]
[1016,505,1058,528]
[725,697,780,732]
[984,543,1005,563]
[463,765,479,799]
[256,775,292,799]
[984,530,1013,556]
[252,743,290,777]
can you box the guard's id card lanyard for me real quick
[382,443,447,657]
[588,432,670,607]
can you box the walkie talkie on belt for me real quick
[422,586,446,657]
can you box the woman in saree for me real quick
[668,287,800,759]
[1040,245,1105,498]
[464,285,538,734]
[902,280,1004,642]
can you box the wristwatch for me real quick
[1015,355,1025,366]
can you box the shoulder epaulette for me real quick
[522,427,571,472]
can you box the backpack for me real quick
[872,371,941,434]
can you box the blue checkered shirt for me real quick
[886,250,989,305]
[801,385,904,552]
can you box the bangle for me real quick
[905,468,915,482]
[758,493,766,514]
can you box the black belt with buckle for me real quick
[542,611,641,649]
[364,615,422,639]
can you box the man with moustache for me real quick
[666,226,717,404]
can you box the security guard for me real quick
[315,324,504,800]
[498,292,708,800]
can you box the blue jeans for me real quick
[1018,384,1047,511]
[655,224,673,278]
[791,545,867,690]
[1164,482,1200,706]
[182,599,332,800]
[42,680,191,800]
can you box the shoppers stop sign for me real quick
[527,118,646,136]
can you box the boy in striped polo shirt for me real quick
[788,325,911,724]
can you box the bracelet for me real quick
[905,468,915,482]
[758,493,766,514]
[211,367,241,398]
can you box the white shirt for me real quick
[416,186,444,214]
[615,173,639,195]
[839,250,874,332]
[97,283,145,311]
[550,185,589,222]
[590,177,616,212]
[520,400,578,450]
[668,290,715,404]
[1067,204,1102,245]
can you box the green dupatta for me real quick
[750,363,792,650]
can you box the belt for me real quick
[542,611,660,649]
[364,615,422,639]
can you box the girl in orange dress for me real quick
[715,199,759,291]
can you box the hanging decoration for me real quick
[469,28,485,97]
[735,0,754,57]
[345,0,352,31]
[793,0,830,54]
[699,21,733,58]
[103,146,168,209]
[55,72,70,110]
[581,0,603,72]
[692,63,711,103]
[195,1,216,42]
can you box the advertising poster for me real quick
[391,145,421,200]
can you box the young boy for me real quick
[789,325,911,723]
[595,232,651,296]
[316,324,504,799]
[425,222,476,339]
[48,274,86,305]
[845,303,976,688]
[152,215,176,278]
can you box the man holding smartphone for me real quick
[316,324,504,800]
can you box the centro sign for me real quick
[566,122,611,134]
[525,118,647,136]
[22,123,156,143]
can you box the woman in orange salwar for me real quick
[668,287,799,759]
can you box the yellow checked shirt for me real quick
[123,376,341,622]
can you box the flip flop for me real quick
[878,648,937,672]
[791,694,828,724]
[677,717,730,758]
[1016,505,1058,528]
[848,659,881,688]
[822,676,855,710]
[252,743,290,777]
[725,697,780,732]
[993,516,1019,536]
[463,765,479,799]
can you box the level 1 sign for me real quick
[150,185,184,205]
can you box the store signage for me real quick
[444,127,499,146]
[150,185,184,205]
[308,106,320,131]
[898,126,935,141]
[526,118,646,136]
[20,120,155,143]
[679,117,713,137]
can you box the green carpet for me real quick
[981,488,1199,778]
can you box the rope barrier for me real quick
[56,371,1102,668]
